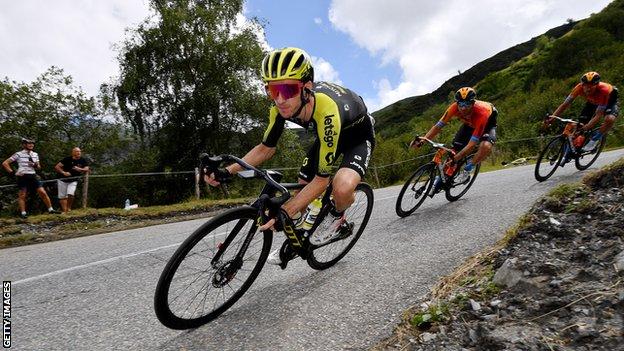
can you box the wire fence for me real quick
[1,122,623,211]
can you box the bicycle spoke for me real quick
[396,165,432,217]
[155,208,271,328]
[308,184,373,270]
[535,137,564,181]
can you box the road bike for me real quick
[395,137,480,217]
[534,115,606,182]
[154,154,374,329]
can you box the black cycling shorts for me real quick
[452,113,498,151]
[580,88,619,124]
[17,174,43,192]
[299,138,375,182]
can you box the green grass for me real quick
[410,303,450,329]
[0,197,252,248]
[0,197,250,226]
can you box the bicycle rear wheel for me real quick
[307,183,374,270]
[395,163,435,217]
[575,135,606,170]
[534,136,565,182]
[445,156,480,202]
[154,206,271,329]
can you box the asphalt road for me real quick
[1,149,623,351]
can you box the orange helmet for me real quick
[581,71,600,85]
[454,87,476,106]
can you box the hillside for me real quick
[369,0,624,187]
[372,21,577,132]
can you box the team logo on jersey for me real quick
[325,152,335,164]
[365,140,372,167]
[323,115,337,147]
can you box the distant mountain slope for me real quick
[372,21,577,132]
[368,0,624,187]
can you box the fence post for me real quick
[194,167,200,200]
[221,184,230,198]
[81,173,89,209]
[372,166,381,189]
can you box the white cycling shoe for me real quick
[309,213,346,246]
[454,170,470,184]
[581,139,598,153]
[266,249,283,265]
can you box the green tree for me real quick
[114,0,270,170]
[0,67,129,172]
[0,68,131,213]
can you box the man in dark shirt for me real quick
[54,147,89,213]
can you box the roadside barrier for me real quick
[1,122,623,206]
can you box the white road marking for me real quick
[14,193,400,286]
[13,231,229,285]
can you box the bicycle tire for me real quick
[445,157,480,202]
[534,136,565,182]
[575,135,606,170]
[395,163,435,217]
[154,206,271,329]
[307,183,374,270]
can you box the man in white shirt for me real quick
[2,138,59,219]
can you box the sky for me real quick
[0,0,614,112]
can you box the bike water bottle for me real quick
[302,198,322,230]
[444,163,457,177]
[573,135,586,148]
[292,211,304,229]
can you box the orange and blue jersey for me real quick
[565,82,614,111]
[435,100,495,143]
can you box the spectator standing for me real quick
[54,147,90,213]
[1,138,59,218]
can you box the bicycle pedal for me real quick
[278,240,297,270]
[336,222,354,239]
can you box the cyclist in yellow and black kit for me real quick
[204,47,375,265]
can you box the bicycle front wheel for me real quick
[307,183,374,270]
[575,135,606,170]
[395,163,435,217]
[154,206,271,329]
[445,156,480,202]
[534,136,564,182]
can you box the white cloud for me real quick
[0,0,151,96]
[314,17,323,25]
[311,56,343,85]
[329,0,613,112]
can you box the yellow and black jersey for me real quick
[262,81,374,177]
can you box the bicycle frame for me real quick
[549,115,594,159]
[419,136,465,187]
[203,154,337,268]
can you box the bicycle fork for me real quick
[209,217,255,287]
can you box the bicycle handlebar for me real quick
[415,135,455,154]
[200,153,290,205]
[548,115,581,125]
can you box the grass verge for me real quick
[0,197,251,248]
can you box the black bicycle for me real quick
[534,115,606,182]
[154,154,374,329]
[395,136,480,217]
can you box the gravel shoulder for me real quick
[374,158,624,350]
